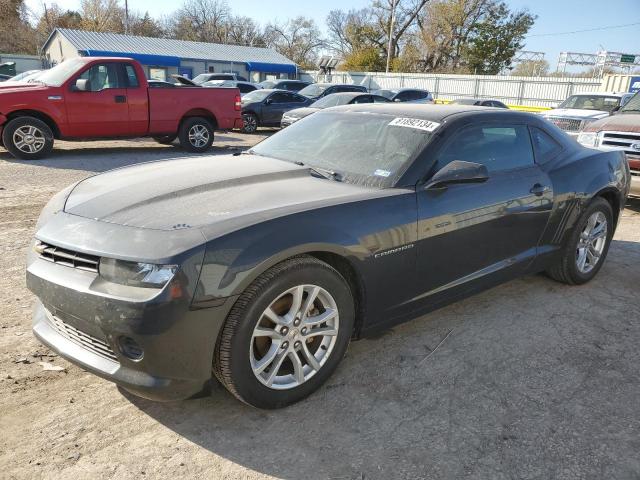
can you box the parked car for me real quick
[258,79,311,92]
[240,89,313,133]
[0,74,10,82]
[0,57,242,159]
[577,90,640,197]
[8,69,42,82]
[28,104,628,408]
[373,88,434,104]
[281,92,390,127]
[298,83,368,101]
[541,92,635,137]
[450,98,508,108]
[192,72,248,84]
[202,79,261,96]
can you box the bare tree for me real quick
[0,0,39,54]
[225,15,265,46]
[264,17,324,69]
[371,0,429,60]
[79,0,125,33]
[170,0,229,42]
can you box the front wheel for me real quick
[213,256,355,409]
[2,116,54,160]
[178,117,214,153]
[546,197,613,285]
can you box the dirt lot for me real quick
[1,135,639,480]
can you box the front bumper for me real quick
[27,254,237,401]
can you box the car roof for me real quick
[453,98,502,102]
[314,83,364,87]
[326,103,532,122]
[273,79,308,83]
[321,92,369,99]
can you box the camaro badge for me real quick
[374,243,415,258]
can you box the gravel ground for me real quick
[1,135,639,480]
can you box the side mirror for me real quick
[265,98,272,105]
[74,79,90,91]
[611,105,621,114]
[425,160,489,190]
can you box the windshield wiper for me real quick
[294,161,342,181]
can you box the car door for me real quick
[123,63,148,136]
[262,92,296,125]
[411,122,554,308]
[65,62,129,137]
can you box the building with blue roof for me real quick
[43,28,298,82]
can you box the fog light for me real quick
[118,336,144,361]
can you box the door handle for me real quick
[530,183,550,196]
[114,95,127,103]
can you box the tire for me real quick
[546,197,613,285]
[213,256,355,409]
[153,135,177,145]
[178,117,214,153]
[2,116,54,160]
[241,113,258,134]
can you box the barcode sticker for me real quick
[388,117,440,132]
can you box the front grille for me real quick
[547,117,582,132]
[600,131,640,162]
[35,241,99,272]
[45,308,118,362]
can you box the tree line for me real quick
[2,0,538,74]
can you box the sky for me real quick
[25,0,640,71]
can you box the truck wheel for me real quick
[241,113,258,134]
[2,116,54,160]
[153,135,177,145]
[179,117,214,153]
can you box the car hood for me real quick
[0,83,49,93]
[542,108,610,120]
[581,112,640,133]
[63,155,376,232]
[284,107,320,118]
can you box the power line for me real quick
[526,21,640,38]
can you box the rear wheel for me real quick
[178,117,214,152]
[2,116,54,160]
[153,135,177,145]
[241,113,258,134]
[546,197,613,285]
[213,256,355,409]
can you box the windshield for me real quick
[242,90,271,103]
[298,84,327,97]
[620,92,640,113]
[250,111,434,188]
[558,94,621,112]
[34,58,86,86]
[9,70,40,81]
[311,94,354,108]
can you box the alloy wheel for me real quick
[243,114,257,133]
[576,211,607,274]
[250,284,339,390]
[188,124,210,148]
[13,125,46,154]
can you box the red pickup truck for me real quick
[0,57,243,159]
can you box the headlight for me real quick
[577,132,598,148]
[99,258,177,288]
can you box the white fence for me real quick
[299,70,603,108]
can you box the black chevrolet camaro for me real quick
[27,104,630,409]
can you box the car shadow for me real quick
[121,238,640,479]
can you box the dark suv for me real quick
[258,79,311,92]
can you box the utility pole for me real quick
[124,0,129,34]
[385,0,396,73]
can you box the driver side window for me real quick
[434,124,535,173]
[77,63,121,92]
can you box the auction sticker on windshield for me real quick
[388,117,440,132]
